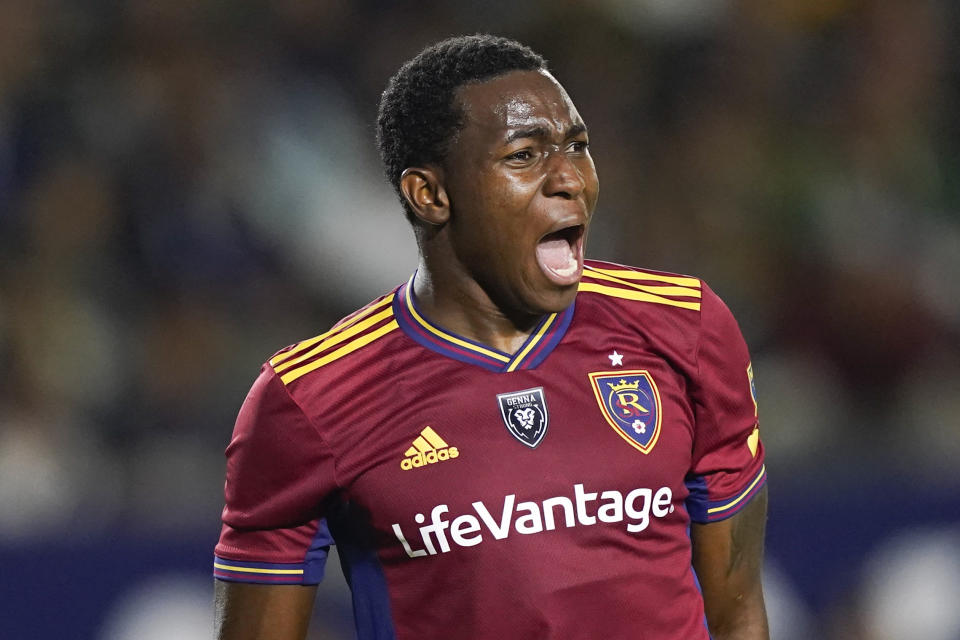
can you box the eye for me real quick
[568,140,590,154]
[506,149,534,162]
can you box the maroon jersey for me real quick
[215,260,766,639]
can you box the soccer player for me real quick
[214,35,769,640]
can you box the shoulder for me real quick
[263,287,403,392]
[579,258,708,314]
[577,259,740,359]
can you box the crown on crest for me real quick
[607,379,640,392]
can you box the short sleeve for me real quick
[684,283,766,524]
[213,364,338,584]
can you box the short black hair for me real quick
[376,34,546,222]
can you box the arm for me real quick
[691,484,769,640]
[213,367,337,639]
[215,581,318,640]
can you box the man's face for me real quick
[441,69,599,316]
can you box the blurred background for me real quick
[1,0,958,638]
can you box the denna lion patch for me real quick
[497,387,549,448]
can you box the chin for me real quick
[528,282,579,315]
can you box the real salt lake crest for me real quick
[588,370,663,454]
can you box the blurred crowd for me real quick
[1,0,958,638]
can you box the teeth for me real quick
[554,258,578,277]
[536,227,580,283]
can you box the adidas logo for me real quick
[401,427,459,471]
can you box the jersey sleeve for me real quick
[684,283,766,524]
[213,364,338,585]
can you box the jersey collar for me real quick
[392,275,575,373]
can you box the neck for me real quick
[413,259,544,355]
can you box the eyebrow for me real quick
[504,123,588,145]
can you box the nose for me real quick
[542,147,586,200]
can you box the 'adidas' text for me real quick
[401,426,459,471]
[401,447,460,470]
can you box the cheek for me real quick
[581,160,600,201]
[480,177,539,229]
[486,172,531,203]
[588,179,600,210]
[493,173,542,212]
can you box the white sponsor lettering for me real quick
[450,514,483,547]
[393,483,675,557]
[473,494,514,540]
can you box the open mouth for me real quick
[536,224,585,286]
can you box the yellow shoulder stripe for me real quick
[583,268,701,298]
[578,281,701,311]
[274,307,394,374]
[271,294,394,367]
[585,266,700,288]
[280,320,399,385]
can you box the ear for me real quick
[400,167,449,226]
